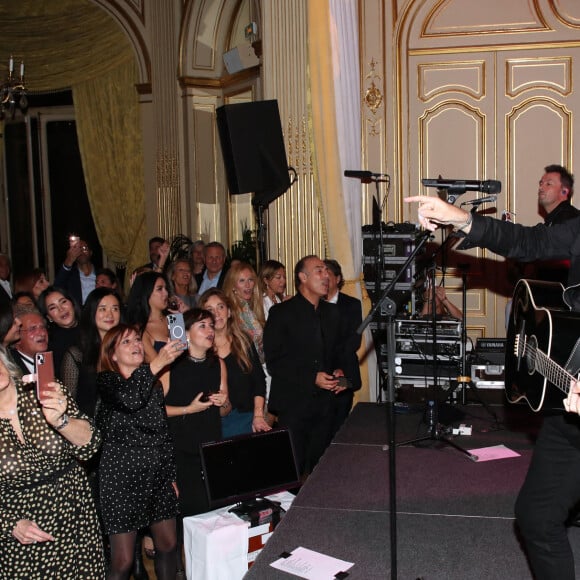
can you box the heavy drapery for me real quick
[307,0,377,398]
[0,1,146,275]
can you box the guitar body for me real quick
[506,279,580,411]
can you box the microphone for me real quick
[460,195,497,207]
[344,170,389,180]
[422,178,501,195]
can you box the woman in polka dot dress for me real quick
[96,323,183,579]
[0,345,105,579]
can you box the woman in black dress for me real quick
[163,308,230,517]
[96,323,184,579]
[199,289,270,436]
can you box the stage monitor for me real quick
[200,428,301,509]
[216,100,291,206]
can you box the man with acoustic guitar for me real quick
[405,185,580,580]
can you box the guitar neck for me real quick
[534,348,574,396]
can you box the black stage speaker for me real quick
[216,100,291,206]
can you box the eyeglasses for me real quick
[21,324,47,334]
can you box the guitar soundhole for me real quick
[526,335,538,375]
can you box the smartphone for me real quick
[35,351,55,399]
[200,389,219,403]
[167,313,187,349]
[335,376,353,389]
[68,234,79,246]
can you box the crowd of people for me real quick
[0,236,363,579]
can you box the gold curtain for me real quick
[0,1,147,274]
[73,60,146,277]
[307,1,374,402]
[306,1,355,277]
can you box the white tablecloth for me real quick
[183,491,295,580]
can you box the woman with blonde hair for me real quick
[259,259,289,319]
[166,258,197,310]
[222,261,266,363]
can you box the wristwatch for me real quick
[55,413,69,431]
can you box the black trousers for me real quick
[515,413,580,579]
[277,390,335,475]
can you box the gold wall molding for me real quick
[506,56,572,97]
[418,60,485,101]
[364,57,384,137]
[550,0,580,28]
[507,96,573,216]
[422,0,550,38]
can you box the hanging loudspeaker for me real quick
[216,100,291,207]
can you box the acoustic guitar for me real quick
[505,279,580,411]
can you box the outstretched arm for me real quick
[405,195,473,233]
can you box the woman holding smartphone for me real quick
[163,308,230,517]
[97,324,184,579]
[0,345,105,578]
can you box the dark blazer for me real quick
[54,264,86,305]
[336,292,363,390]
[195,267,228,294]
[9,348,34,376]
[264,292,343,414]
[461,213,580,307]
[0,284,11,307]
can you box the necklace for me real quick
[214,337,230,349]
[188,354,207,363]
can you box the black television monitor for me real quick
[200,428,301,509]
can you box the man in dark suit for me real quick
[10,308,49,376]
[0,254,13,307]
[324,259,363,437]
[264,255,348,476]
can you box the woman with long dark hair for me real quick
[61,287,123,417]
[97,324,183,579]
[37,286,82,379]
[163,308,230,516]
[0,302,21,348]
[126,271,171,362]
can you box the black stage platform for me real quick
[245,401,580,579]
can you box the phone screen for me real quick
[35,351,55,399]
[336,376,352,389]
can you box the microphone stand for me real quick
[396,208,477,459]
